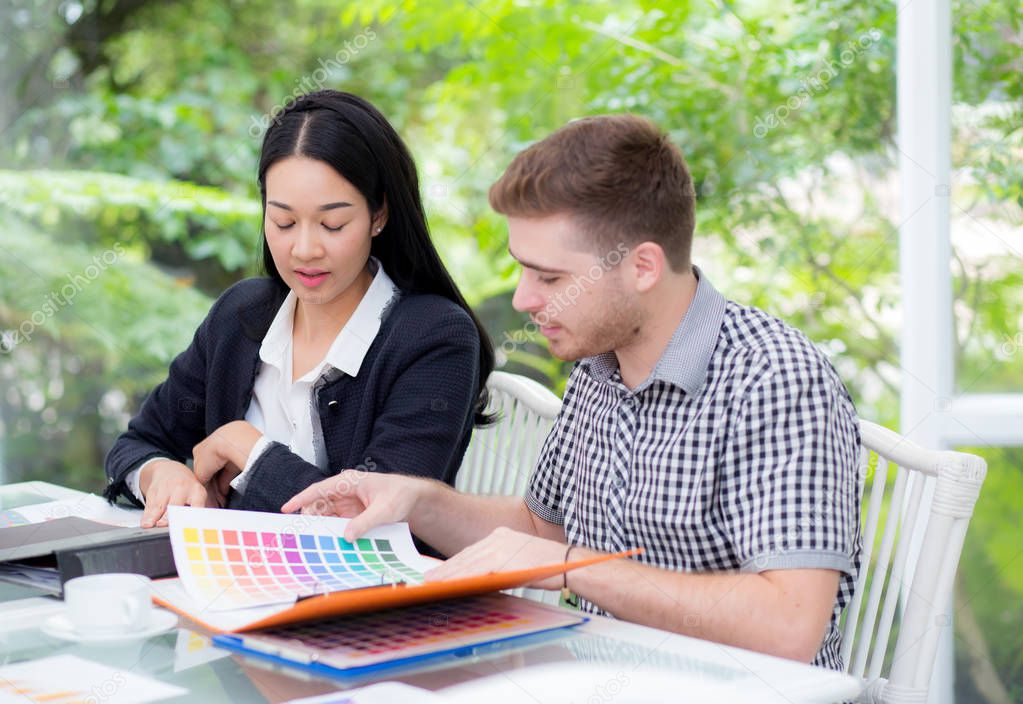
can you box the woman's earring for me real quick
[376,227,382,233]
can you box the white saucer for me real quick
[40,608,178,644]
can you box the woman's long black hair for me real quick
[257,90,493,426]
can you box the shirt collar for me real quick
[259,257,399,380]
[581,265,727,396]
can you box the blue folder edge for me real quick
[211,616,588,681]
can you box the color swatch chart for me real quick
[167,506,436,611]
[219,593,586,670]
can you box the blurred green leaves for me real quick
[0,213,210,368]
[0,169,261,277]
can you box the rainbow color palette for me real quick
[168,506,434,611]
[213,593,587,675]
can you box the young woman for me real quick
[103,90,494,528]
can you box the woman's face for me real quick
[263,156,384,306]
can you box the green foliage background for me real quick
[0,1,1019,699]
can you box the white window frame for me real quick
[898,1,1019,702]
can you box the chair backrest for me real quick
[842,420,987,703]
[456,371,562,497]
[456,371,563,605]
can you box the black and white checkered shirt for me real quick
[526,267,861,670]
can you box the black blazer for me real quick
[103,277,481,513]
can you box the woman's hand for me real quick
[139,459,221,528]
[192,420,263,498]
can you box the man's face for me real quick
[508,213,644,361]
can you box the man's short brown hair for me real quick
[489,114,695,272]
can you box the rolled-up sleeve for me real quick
[720,362,861,575]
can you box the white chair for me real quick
[456,371,562,496]
[843,420,987,704]
[456,371,563,604]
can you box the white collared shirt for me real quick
[126,259,398,503]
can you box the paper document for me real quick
[0,563,61,593]
[0,654,186,704]
[0,494,141,528]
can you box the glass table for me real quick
[0,483,863,703]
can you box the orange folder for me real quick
[152,548,641,634]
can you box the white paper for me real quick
[0,654,186,704]
[284,683,448,704]
[1,494,142,528]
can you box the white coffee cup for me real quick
[63,573,153,636]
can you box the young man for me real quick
[283,114,862,670]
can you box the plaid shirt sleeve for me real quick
[524,366,585,525]
[720,359,861,574]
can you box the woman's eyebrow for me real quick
[267,200,353,211]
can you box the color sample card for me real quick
[0,654,186,704]
[225,594,586,671]
[167,506,435,611]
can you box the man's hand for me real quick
[139,459,220,528]
[424,527,567,590]
[281,470,432,542]
[192,420,262,498]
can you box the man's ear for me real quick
[372,198,389,236]
[629,241,667,294]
